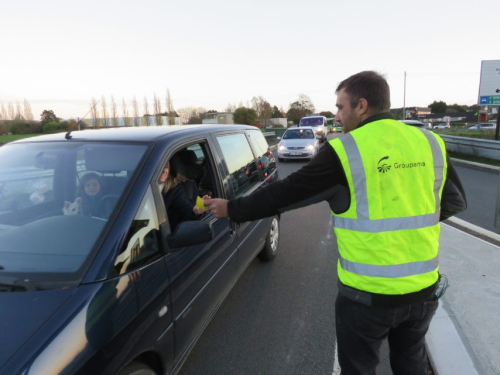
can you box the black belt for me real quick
[338,280,438,309]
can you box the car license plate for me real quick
[290,152,302,156]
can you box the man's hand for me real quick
[203,196,229,218]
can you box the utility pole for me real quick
[403,71,406,120]
[495,105,500,141]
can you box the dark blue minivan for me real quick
[0,125,279,375]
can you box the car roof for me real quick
[12,124,257,143]
[286,126,315,130]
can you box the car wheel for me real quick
[118,362,156,375]
[257,216,280,261]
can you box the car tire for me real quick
[118,362,156,375]
[257,216,280,261]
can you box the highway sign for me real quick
[478,60,500,106]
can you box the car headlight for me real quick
[306,144,315,151]
[316,128,323,133]
[279,144,286,151]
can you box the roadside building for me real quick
[202,112,234,125]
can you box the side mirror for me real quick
[277,136,281,140]
[162,220,214,251]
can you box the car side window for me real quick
[111,186,161,277]
[216,133,259,198]
[247,130,276,182]
[0,167,55,212]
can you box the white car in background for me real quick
[467,123,497,131]
[298,116,328,142]
[433,123,450,129]
[278,127,319,161]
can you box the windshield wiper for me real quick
[0,275,37,292]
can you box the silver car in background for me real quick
[277,127,319,161]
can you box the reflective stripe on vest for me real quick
[333,128,444,232]
[340,255,439,278]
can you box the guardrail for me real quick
[440,135,500,161]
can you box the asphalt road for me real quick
[178,132,498,374]
[179,135,394,375]
[452,163,500,234]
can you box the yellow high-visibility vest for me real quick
[330,119,447,295]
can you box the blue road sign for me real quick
[480,96,488,104]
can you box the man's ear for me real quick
[357,98,369,116]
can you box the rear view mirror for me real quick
[277,137,281,140]
[163,221,214,250]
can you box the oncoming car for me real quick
[298,116,328,142]
[0,125,280,375]
[277,127,319,161]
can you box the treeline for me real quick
[428,101,481,114]
[0,109,80,135]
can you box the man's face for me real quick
[335,88,362,133]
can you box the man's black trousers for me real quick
[335,293,439,375]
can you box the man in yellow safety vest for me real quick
[204,71,467,375]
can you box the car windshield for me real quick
[299,117,324,126]
[0,141,148,288]
[283,129,315,139]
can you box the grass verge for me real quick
[0,134,40,144]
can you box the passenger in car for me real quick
[159,158,206,232]
[79,172,105,218]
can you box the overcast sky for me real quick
[1,0,499,120]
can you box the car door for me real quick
[212,131,270,269]
[159,139,238,363]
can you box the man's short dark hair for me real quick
[336,71,391,113]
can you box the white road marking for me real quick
[332,338,340,375]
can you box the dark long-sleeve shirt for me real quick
[228,113,467,223]
[164,184,199,232]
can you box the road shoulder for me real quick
[427,224,500,375]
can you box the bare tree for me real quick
[111,96,118,127]
[90,97,99,128]
[23,99,34,120]
[143,96,150,126]
[165,89,175,125]
[0,103,6,120]
[177,106,207,124]
[15,101,23,120]
[225,103,237,112]
[101,95,109,127]
[153,93,163,125]
[8,103,15,120]
[280,105,286,117]
[132,96,140,126]
[176,107,192,124]
[122,97,129,126]
[251,96,272,121]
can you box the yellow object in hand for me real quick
[196,196,208,210]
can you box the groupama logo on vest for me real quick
[377,156,426,173]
